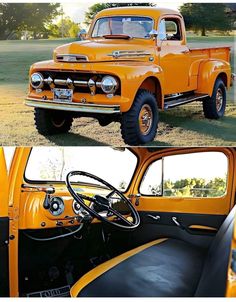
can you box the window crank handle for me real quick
[147,214,160,221]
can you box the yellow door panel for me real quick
[8,147,31,297]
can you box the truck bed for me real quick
[188,46,231,63]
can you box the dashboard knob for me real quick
[72,200,81,215]
[52,202,59,210]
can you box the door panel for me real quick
[0,148,9,296]
[130,148,235,251]
[131,211,226,250]
[158,17,191,94]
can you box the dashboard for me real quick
[18,184,129,230]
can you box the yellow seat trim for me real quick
[70,238,168,297]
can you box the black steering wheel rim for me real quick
[66,171,140,230]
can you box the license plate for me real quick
[53,88,73,102]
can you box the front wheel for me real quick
[34,108,73,135]
[203,78,226,119]
[120,89,159,145]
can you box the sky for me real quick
[62,1,184,24]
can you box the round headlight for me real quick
[100,76,118,94]
[31,72,44,89]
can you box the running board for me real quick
[164,94,208,109]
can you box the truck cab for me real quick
[25,7,233,145]
[1,146,236,297]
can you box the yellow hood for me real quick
[53,39,154,63]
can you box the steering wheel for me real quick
[66,171,140,230]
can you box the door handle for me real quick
[172,216,186,230]
[147,214,161,221]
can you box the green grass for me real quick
[0,38,75,83]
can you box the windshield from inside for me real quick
[25,147,137,191]
[91,16,154,39]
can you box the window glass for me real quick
[140,152,228,197]
[25,147,137,191]
[158,18,181,40]
[92,16,153,39]
[139,160,162,195]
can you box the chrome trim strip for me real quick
[56,54,88,62]
[108,50,151,58]
[25,98,120,114]
[74,80,88,87]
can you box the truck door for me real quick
[0,147,9,296]
[129,148,234,249]
[158,16,191,94]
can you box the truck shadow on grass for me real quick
[159,109,236,142]
[46,132,109,146]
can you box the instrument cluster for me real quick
[48,195,88,217]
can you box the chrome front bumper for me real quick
[25,98,121,114]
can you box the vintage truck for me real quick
[25,7,233,145]
[1,146,236,297]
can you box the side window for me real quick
[158,18,182,41]
[140,151,228,198]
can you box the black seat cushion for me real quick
[78,239,205,297]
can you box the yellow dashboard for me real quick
[18,184,110,230]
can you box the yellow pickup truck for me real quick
[25,7,233,145]
[1,146,236,297]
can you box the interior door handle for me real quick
[147,214,161,221]
[172,216,185,230]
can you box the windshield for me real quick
[92,16,154,39]
[25,147,137,191]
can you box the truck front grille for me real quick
[37,71,121,95]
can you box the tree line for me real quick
[0,4,81,40]
[0,3,235,40]
[149,177,226,198]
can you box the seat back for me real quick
[195,205,236,297]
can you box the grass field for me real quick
[0,36,235,146]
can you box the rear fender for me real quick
[196,60,231,97]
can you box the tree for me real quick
[47,16,81,38]
[0,3,60,40]
[157,177,227,198]
[180,3,232,36]
[84,2,155,26]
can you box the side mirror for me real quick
[149,29,158,40]
[78,29,87,41]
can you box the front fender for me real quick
[93,62,164,111]
[196,60,231,96]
